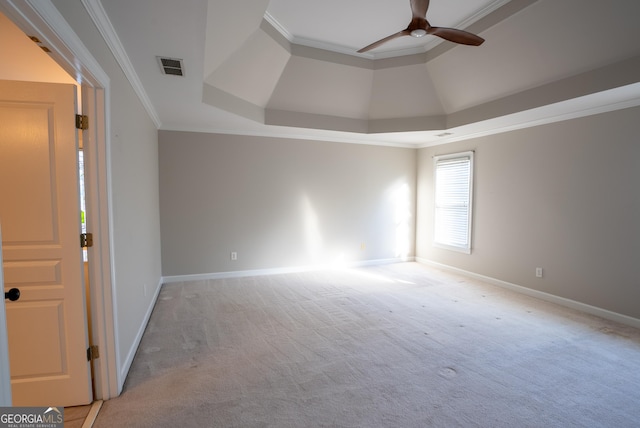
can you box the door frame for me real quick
[0,0,118,400]
[0,227,11,406]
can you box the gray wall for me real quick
[417,106,640,320]
[159,131,416,276]
[53,0,163,386]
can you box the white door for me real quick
[0,80,92,406]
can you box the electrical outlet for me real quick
[536,267,543,278]
[231,251,237,261]
[360,242,366,251]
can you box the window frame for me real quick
[433,151,474,254]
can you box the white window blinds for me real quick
[434,152,473,253]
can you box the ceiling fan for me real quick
[357,0,485,53]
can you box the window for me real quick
[433,151,473,253]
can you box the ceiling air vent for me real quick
[157,56,184,76]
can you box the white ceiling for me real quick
[95,0,640,147]
[265,0,504,58]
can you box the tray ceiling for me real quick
[93,0,640,146]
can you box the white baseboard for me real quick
[416,258,640,330]
[162,257,414,284]
[118,277,163,389]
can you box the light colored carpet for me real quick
[94,262,640,427]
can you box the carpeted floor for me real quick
[94,262,640,427]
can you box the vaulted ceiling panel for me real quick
[427,0,640,113]
[205,28,290,107]
[369,63,444,120]
[267,56,374,120]
[204,0,271,76]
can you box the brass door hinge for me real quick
[87,345,99,361]
[80,233,93,248]
[75,114,89,130]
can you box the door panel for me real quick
[7,302,65,377]
[0,80,92,406]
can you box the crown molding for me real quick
[81,0,162,128]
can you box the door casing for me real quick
[0,227,12,406]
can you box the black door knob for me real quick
[4,288,20,301]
